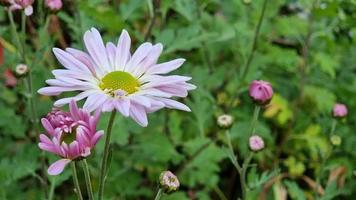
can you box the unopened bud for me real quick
[330,135,341,146]
[16,64,28,76]
[249,135,265,151]
[249,80,274,105]
[332,103,347,118]
[159,171,179,193]
[217,114,233,129]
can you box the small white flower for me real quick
[217,114,233,129]
[15,64,28,75]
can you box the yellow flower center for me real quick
[99,71,139,95]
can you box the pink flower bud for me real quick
[9,0,34,16]
[159,171,180,193]
[332,103,347,118]
[249,135,264,151]
[45,0,62,11]
[249,80,273,105]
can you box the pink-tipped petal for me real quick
[48,159,71,175]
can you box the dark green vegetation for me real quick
[0,0,355,199]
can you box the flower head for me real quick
[159,171,180,193]
[8,0,34,16]
[217,114,233,129]
[249,80,273,105]
[332,103,347,118]
[45,0,62,11]
[249,135,265,151]
[15,63,28,76]
[38,101,104,175]
[38,28,196,127]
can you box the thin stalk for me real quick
[240,152,253,200]
[250,105,261,136]
[71,162,83,200]
[144,0,159,41]
[241,0,269,80]
[225,130,242,172]
[48,177,56,200]
[7,10,22,58]
[98,111,117,200]
[213,186,228,200]
[315,119,338,199]
[82,159,94,200]
[239,105,261,200]
[154,188,163,200]
[21,11,26,62]
[329,119,337,136]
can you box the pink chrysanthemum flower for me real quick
[38,28,196,127]
[8,0,34,16]
[38,101,104,175]
[332,103,348,118]
[45,0,62,11]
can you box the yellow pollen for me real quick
[99,71,139,94]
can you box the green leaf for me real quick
[284,180,306,200]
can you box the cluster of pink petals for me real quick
[333,103,348,118]
[8,0,34,16]
[38,101,104,175]
[249,80,273,105]
[38,28,196,127]
[159,171,180,192]
[45,0,62,11]
[249,135,265,151]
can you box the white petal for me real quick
[146,58,185,74]
[125,43,152,72]
[129,103,148,127]
[114,99,130,117]
[115,29,131,71]
[83,28,111,73]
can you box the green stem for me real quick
[250,105,261,136]
[154,188,163,200]
[225,130,242,172]
[239,105,261,200]
[98,111,117,200]
[82,159,94,200]
[7,10,22,58]
[48,177,56,200]
[241,0,269,80]
[21,11,26,62]
[315,119,338,199]
[71,162,83,200]
[240,152,253,200]
[329,119,337,136]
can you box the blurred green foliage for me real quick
[0,0,356,199]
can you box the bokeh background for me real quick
[0,0,355,199]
